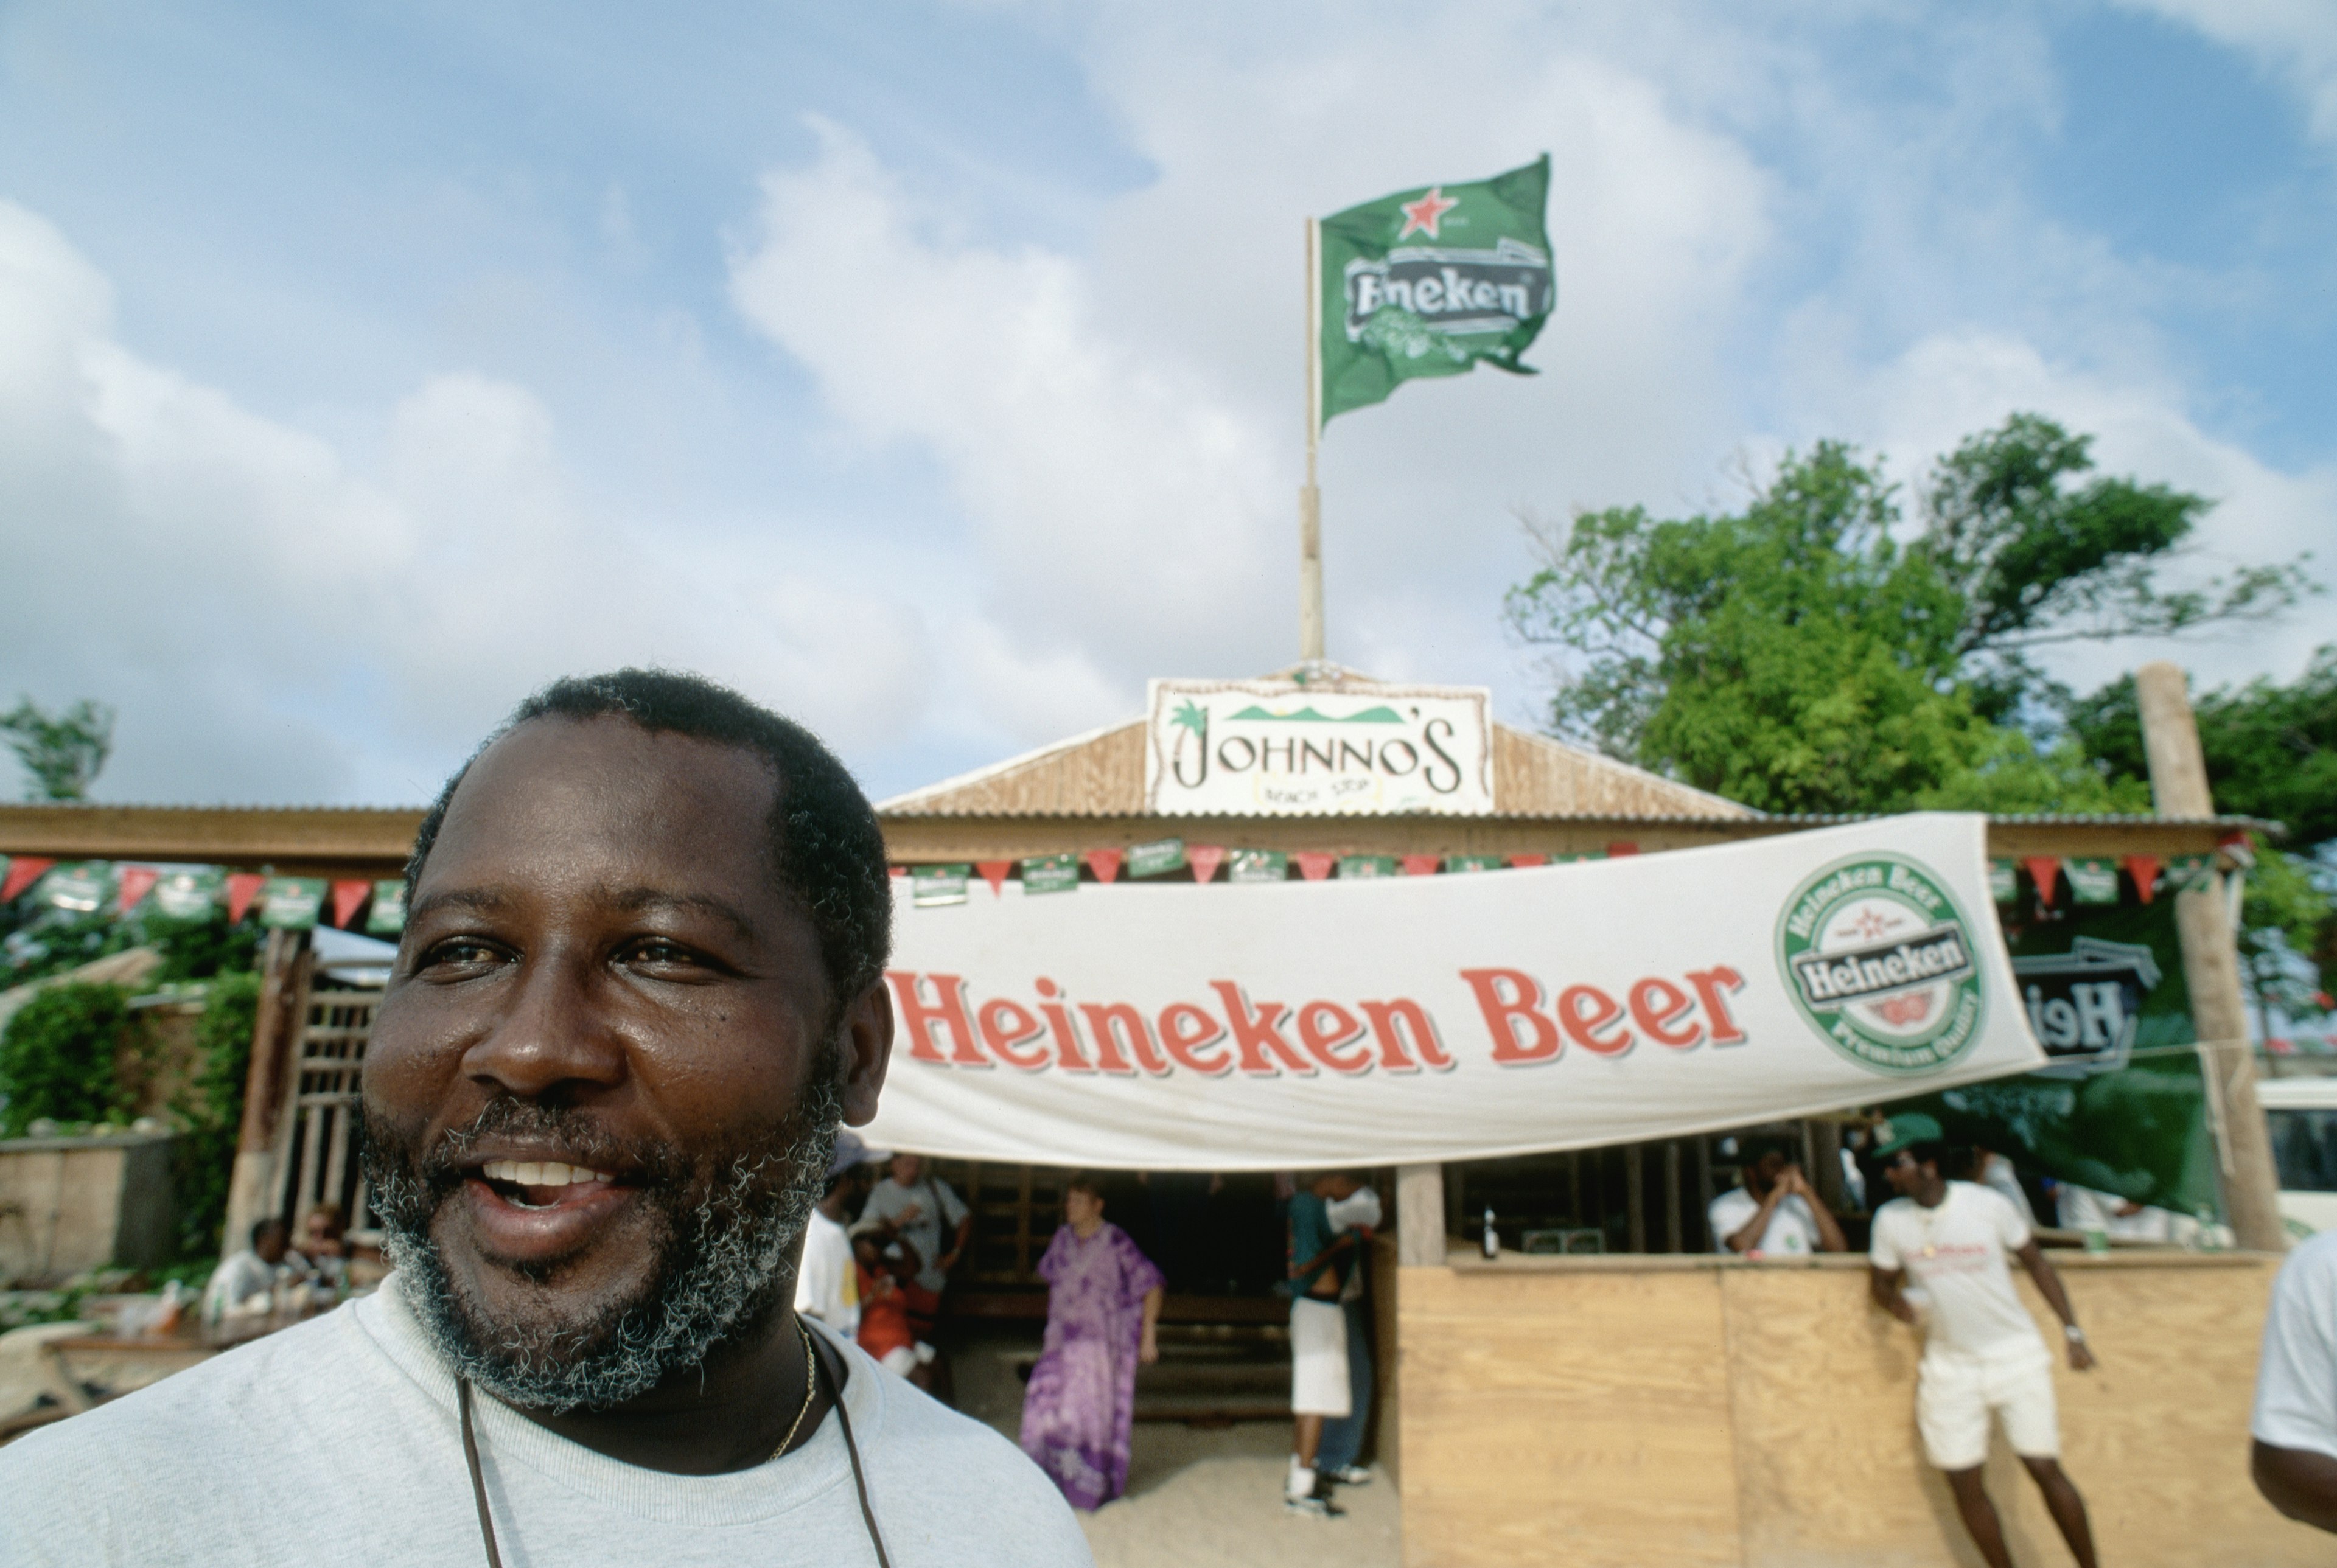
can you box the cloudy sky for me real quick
[1,0,2331,806]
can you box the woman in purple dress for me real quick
[1019,1175,1165,1510]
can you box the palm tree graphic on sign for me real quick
[1170,699,1208,787]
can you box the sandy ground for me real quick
[952,1323,1398,1567]
[1078,1423,1400,1568]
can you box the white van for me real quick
[2257,1076,2337,1237]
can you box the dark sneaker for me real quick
[1285,1491,1345,1519]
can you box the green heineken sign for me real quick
[1318,156,1554,424]
[1776,853,1986,1076]
[1021,853,1080,895]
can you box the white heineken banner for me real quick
[1144,677,1492,816]
[862,814,2044,1168]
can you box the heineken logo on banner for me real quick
[1777,854,1986,1076]
[1145,677,1492,817]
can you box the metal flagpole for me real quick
[1299,217,1325,663]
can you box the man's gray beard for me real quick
[365,1061,842,1415]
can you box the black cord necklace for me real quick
[457,1325,892,1567]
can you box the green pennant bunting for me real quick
[1228,849,1289,885]
[260,876,326,930]
[1553,851,1606,864]
[367,879,410,935]
[1988,860,2018,904]
[1443,854,1506,874]
[911,865,971,908]
[1319,156,1553,425]
[1127,838,1187,879]
[1337,855,1397,879]
[150,867,224,921]
[2066,859,2121,905]
[1021,852,1080,894]
[41,862,111,914]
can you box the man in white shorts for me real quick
[1868,1114,2098,1568]
[2251,1225,2337,1531]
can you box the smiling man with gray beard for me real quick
[0,669,1091,1567]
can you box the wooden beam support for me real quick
[2135,661,2286,1253]
[1397,1163,1446,1267]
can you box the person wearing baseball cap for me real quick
[1868,1113,2099,1568]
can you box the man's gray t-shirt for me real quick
[861,1176,969,1294]
[0,1272,1090,1566]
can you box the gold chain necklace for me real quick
[770,1317,819,1462]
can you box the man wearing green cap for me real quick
[1868,1113,2098,1568]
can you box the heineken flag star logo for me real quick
[1319,154,1553,425]
[1397,186,1458,239]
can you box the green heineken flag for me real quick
[1318,155,1554,425]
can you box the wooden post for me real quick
[221,929,309,1253]
[1396,1162,1445,1267]
[1663,1141,1683,1253]
[1299,217,1325,662]
[2135,661,2286,1252]
[1626,1144,1647,1253]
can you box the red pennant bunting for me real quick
[1606,841,1640,858]
[1509,854,1548,869]
[115,865,160,916]
[1083,849,1124,885]
[330,880,371,929]
[225,872,265,924]
[976,860,1013,897]
[2123,855,2162,905]
[1186,845,1226,884]
[1400,855,1441,877]
[1,857,55,903]
[2023,857,2061,907]
[1293,851,1336,882]
[889,865,907,877]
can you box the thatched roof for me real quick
[876,717,1755,820]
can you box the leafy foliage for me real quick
[0,983,134,1136]
[2065,647,2337,853]
[0,697,115,801]
[170,970,259,1258]
[1507,413,2313,813]
[2066,650,2337,1005]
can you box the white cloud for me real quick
[2119,0,2337,150]
[1804,327,2337,693]
[0,200,937,804]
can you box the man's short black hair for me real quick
[251,1216,287,1246]
[406,668,893,1017]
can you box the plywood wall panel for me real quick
[1398,1258,2329,1567]
[1397,1265,1745,1567]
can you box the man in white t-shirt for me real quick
[2251,1227,2337,1531]
[1710,1140,1847,1256]
[0,671,1089,1566]
[1867,1113,2097,1568]
[796,1132,875,1341]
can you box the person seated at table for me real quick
[297,1204,349,1288]
[201,1218,293,1323]
[853,1235,937,1390]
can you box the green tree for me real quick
[0,982,134,1136]
[1507,414,2311,813]
[1,697,115,801]
[170,970,258,1258]
[2066,650,2337,1007]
